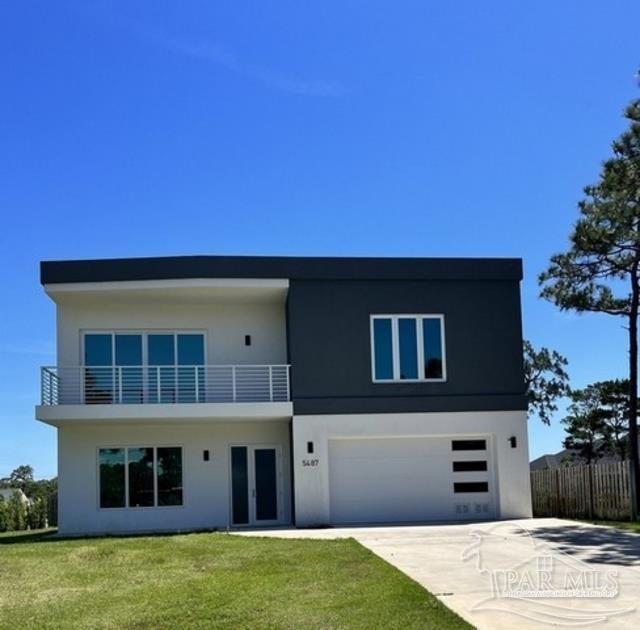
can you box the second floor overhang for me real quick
[35,401,293,427]
[43,277,289,307]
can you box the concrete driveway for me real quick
[237,518,640,629]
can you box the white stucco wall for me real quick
[292,410,531,526]
[56,300,287,367]
[57,421,291,535]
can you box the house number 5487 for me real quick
[302,459,319,467]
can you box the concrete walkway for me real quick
[237,518,640,629]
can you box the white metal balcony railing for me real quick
[40,365,291,406]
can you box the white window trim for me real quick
[370,314,447,383]
[96,445,185,511]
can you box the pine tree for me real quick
[562,386,609,464]
[540,95,640,516]
[523,340,570,425]
[597,379,634,461]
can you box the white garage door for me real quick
[328,436,495,524]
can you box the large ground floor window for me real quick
[99,446,183,508]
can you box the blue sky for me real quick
[1,2,638,479]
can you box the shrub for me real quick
[9,491,27,531]
[0,498,9,532]
[27,498,48,530]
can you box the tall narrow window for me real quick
[85,334,113,403]
[371,315,445,382]
[115,334,143,403]
[157,447,183,506]
[398,318,418,380]
[148,334,176,403]
[99,448,125,508]
[372,318,394,380]
[128,447,155,507]
[231,446,249,525]
[177,334,205,365]
[85,334,113,365]
[177,334,205,403]
[423,318,443,379]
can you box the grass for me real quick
[0,529,470,629]
[577,519,640,534]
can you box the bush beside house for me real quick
[0,465,56,532]
[0,491,48,532]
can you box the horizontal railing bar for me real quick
[38,365,292,370]
[40,364,291,406]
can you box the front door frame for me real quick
[228,443,283,527]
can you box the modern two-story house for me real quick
[35,255,532,535]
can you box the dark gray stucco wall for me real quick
[286,278,527,415]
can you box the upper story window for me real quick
[370,315,446,382]
[84,332,205,367]
[83,331,205,404]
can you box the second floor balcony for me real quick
[40,364,291,407]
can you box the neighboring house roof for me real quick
[530,437,640,470]
[0,488,30,504]
[530,451,572,471]
[40,255,523,284]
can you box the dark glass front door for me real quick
[231,447,249,525]
[230,446,278,525]
[254,448,278,521]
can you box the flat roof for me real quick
[41,255,523,284]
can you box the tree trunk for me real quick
[618,436,627,463]
[629,261,640,520]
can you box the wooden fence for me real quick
[530,461,632,520]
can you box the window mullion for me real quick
[153,447,158,507]
[142,333,147,404]
[174,334,179,402]
[416,317,425,381]
[439,316,447,381]
[124,447,129,508]
[370,317,377,381]
[391,317,400,380]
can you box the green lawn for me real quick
[578,519,640,534]
[0,529,469,629]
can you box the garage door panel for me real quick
[330,437,448,459]
[328,436,495,524]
